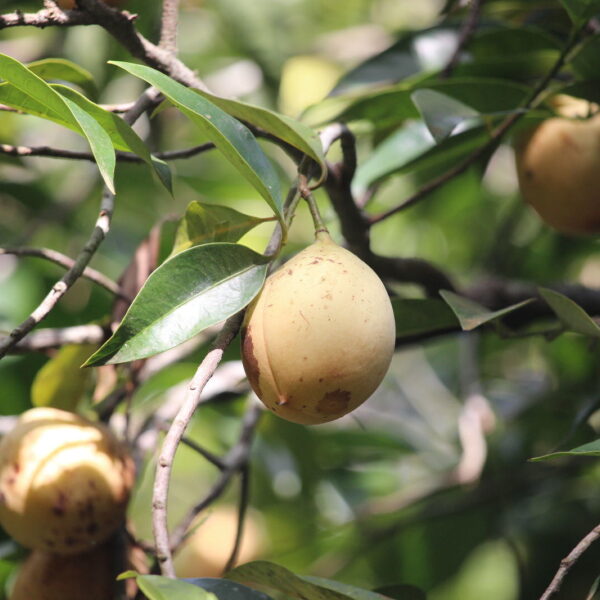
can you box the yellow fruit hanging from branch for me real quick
[242,232,395,425]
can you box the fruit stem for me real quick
[299,175,329,237]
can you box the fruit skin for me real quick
[10,541,117,600]
[174,506,265,578]
[241,232,395,425]
[0,407,135,555]
[514,111,600,235]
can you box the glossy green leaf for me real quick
[531,438,600,461]
[171,202,271,256]
[392,298,459,340]
[411,89,479,142]
[84,243,270,366]
[184,577,274,600]
[110,61,283,220]
[539,287,600,338]
[196,91,326,184]
[439,290,534,331]
[0,53,115,191]
[559,0,600,23]
[137,575,218,600]
[27,58,97,97]
[31,344,97,411]
[303,577,405,600]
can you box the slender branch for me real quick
[0,142,215,163]
[441,0,484,78]
[539,523,600,600]
[1,247,124,299]
[369,21,587,224]
[159,0,180,55]
[224,464,250,573]
[169,401,262,552]
[158,423,226,471]
[152,313,244,577]
[10,324,107,353]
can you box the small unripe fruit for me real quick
[10,542,117,600]
[0,407,135,555]
[242,232,395,425]
[515,109,600,235]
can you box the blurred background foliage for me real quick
[1,0,600,599]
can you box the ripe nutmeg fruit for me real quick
[241,232,395,425]
[514,98,600,235]
[0,407,135,555]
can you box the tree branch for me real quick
[1,247,125,299]
[9,324,107,353]
[539,523,600,600]
[159,0,180,55]
[152,313,244,577]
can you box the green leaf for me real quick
[302,577,407,600]
[392,298,459,340]
[136,575,218,600]
[184,577,274,600]
[84,243,270,366]
[226,561,354,600]
[411,89,479,142]
[374,585,427,600]
[538,287,600,338]
[559,0,600,23]
[31,344,97,411]
[530,438,600,461]
[0,53,115,191]
[171,202,271,256]
[27,58,97,98]
[195,91,327,184]
[439,290,534,331]
[61,96,115,192]
[110,61,283,221]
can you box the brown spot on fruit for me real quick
[52,492,68,517]
[318,390,351,415]
[241,326,261,397]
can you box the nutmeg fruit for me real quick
[242,232,395,424]
[0,407,135,555]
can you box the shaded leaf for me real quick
[110,61,283,220]
[84,243,270,366]
[411,88,479,142]
[374,585,427,600]
[530,438,600,461]
[439,290,534,331]
[27,58,97,97]
[31,344,97,411]
[303,577,406,600]
[392,298,459,340]
[559,0,600,23]
[196,92,327,184]
[185,577,274,600]
[171,202,271,256]
[538,287,600,338]
[136,575,218,600]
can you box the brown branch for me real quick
[9,324,107,353]
[369,21,588,224]
[159,0,180,55]
[152,313,244,577]
[0,142,215,162]
[441,0,485,78]
[539,523,600,600]
[1,247,125,299]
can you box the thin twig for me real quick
[10,324,106,353]
[539,523,600,600]
[224,464,250,572]
[0,142,215,162]
[369,22,587,224]
[152,313,244,577]
[1,247,125,299]
[441,0,484,78]
[159,0,180,55]
[159,424,226,471]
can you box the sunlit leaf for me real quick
[531,438,600,461]
[27,58,97,97]
[136,575,218,600]
[110,61,283,221]
[84,243,270,366]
